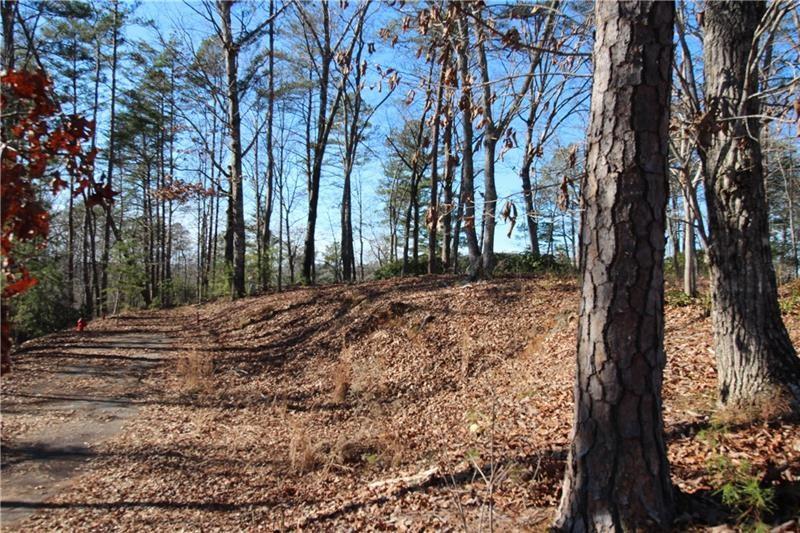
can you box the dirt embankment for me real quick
[2,275,799,531]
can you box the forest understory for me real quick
[2,274,799,531]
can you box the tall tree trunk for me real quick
[474,22,498,276]
[277,167,284,291]
[456,11,480,279]
[302,6,332,284]
[341,38,365,282]
[427,48,448,274]
[219,0,246,297]
[254,124,263,288]
[262,0,276,290]
[300,1,370,283]
[701,1,800,409]
[100,0,119,314]
[554,2,675,530]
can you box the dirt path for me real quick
[1,328,172,529]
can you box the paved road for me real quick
[1,332,170,529]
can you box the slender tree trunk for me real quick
[684,195,697,297]
[100,0,119,314]
[554,2,675,530]
[520,156,540,258]
[302,7,332,285]
[452,188,463,274]
[82,201,94,317]
[520,85,541,258]
[440,112,454,270]
[357,178,364,280]
[277,170,284,291]
[700,1,800,409]
[781,159,799,278]
[475,26,498,276]
[262,0,276,290]
[142,137,154,306]
[456,11,480,279]
[255,126,263,288]
[427,49,448,274]
[341,39,365,282]
[668,195,681,280]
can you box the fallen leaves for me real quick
[2,276,798,530]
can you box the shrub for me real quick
[373,258,428,279]
[493,252,576,276]
[12,259,79,342]
[709,456,775,528]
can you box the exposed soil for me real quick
[1,275,798,531]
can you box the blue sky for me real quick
[121,0,592,261]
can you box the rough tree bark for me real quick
[554,1,675,530]
[700,0,800,410]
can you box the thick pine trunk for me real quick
[701,1,800,409]
[554,2,675,530]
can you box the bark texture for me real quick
[701,1,800,409]
[554,1,675,530]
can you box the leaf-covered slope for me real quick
[8,275,800,531]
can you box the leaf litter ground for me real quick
[2,275,798,531]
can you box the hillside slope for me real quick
[5,275,800,531]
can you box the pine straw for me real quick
[4,275,799,531]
